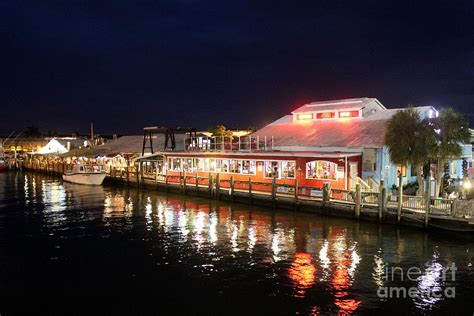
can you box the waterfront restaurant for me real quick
[139,98,472,194]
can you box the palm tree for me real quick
[385,108,435,196]
[430,107,470,197]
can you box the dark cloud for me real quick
[1,0,473,135]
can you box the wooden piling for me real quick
[248,177,252,204]
[425,178,431,227]
[195,175,199,195]
[230,175,235,201]
[271,176,276,207]
[323,183,331,206]
[183,172,187,195]
[397,173,403,223]
[215,173,220,199]
[208,173,213,198]
[379,185,386,222]
[354,184,361,219]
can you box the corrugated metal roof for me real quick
[291,97,385,114]
[253,105,435,149]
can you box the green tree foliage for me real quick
[442,162,451,194]
[385,107,470,197]
[431,107,470,160]
[207,125,233,137]
[385,108,435,195]
[431,107,470,196]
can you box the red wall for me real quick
[162,153,362,191]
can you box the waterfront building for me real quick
[141,98,472,193]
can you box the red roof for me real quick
[253,115,389,148]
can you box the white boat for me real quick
[63,164,106,185]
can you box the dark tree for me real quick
[23,126,41,138]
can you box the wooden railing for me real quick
[22,160,461,224]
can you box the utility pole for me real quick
[90,122,94,146]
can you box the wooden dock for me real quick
[22,160,474,233]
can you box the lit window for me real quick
[296,113,313,120]
[281,161,296,178]
[338,110,359,118]
[306,161,338,180]
[229,160,241,173]
[182,158,193,172]
[193,158,205,172]
[170,157,181,171]
[316,112,335,119]
[264,161,280,178]
[242,160,256,175]
[208,159,216,172]
[216,159,228,173]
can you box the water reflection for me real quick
[6,174,473,314]
[289,252,316,297]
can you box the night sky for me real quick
[2,0,473,135]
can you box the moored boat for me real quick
[62,164,106,185]
[0,158,8,172]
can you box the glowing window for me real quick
[281,161,296,178]
[193,158,205,172]
[170,157,181,171]
[229,160,241,173]
[242,160,256,175]
[182,158,193,172]
[316,112,336,119]
[264,161,280,178]
[306,161,338,180]
[338,110,359,118]
[215,159,228,173]
[296,113,313,120]
[208,159,216,172]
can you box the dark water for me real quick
[0,172,473,314]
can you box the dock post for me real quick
[272,176,277,207]
[230,175,235,201]
[195,174,199,195]
[126,160,130,185]
[379,185,386,222]
[294,178,299,205]
[323,183,331,210]
[424,178,431,227]
[215,173,220,199]
[354,184,361,219]
[183,171,187,195]
[248,177,252,204]
[208,173,213,198]
[397,172,403,223]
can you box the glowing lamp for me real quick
[463,180,472,190]
[296,113,313,120]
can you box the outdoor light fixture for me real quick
[463,180,472,190]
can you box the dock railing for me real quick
[185,135,274,152]
[22,160,465,223]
